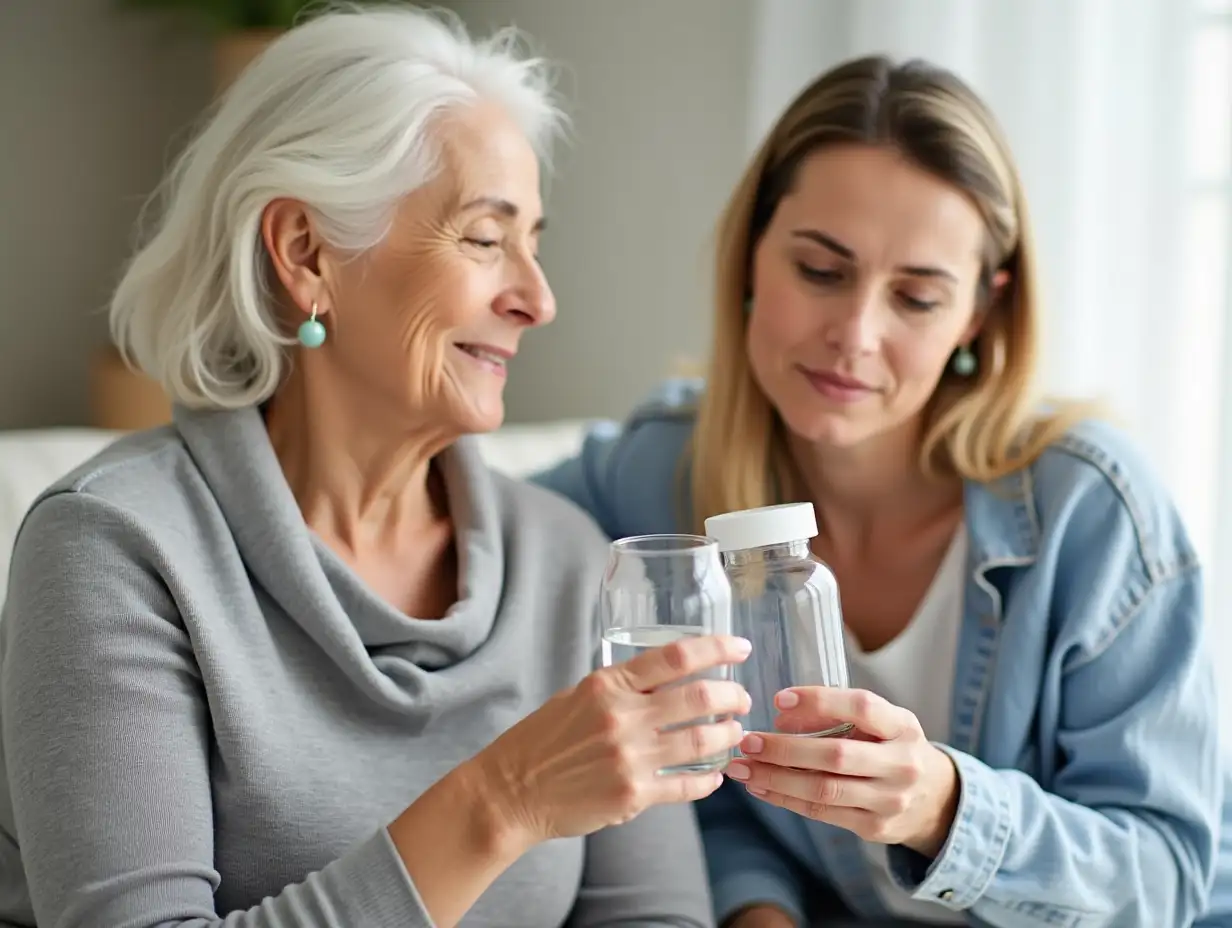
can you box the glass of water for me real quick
[599,534,734,774]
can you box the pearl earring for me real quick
[951,344,977,377]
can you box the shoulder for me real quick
[2,430,196,651]
[39,424,190,499]
[1026,416,1197,581]
[608,376,702,488]
[593,376,702,452]
[981,415,1203,664]
[529,378,702,538]
[11,427,203,577]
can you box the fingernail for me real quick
[775,690,799,709]
[741,734,764,754]
[748,786,767,796]
[726,761,750,781]
[733,637,752,656]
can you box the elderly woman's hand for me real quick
[725,687,960,858]
[476,634,752,844]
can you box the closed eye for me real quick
[796,262,842,284]
[899,293,940,311]
[464,238,499,248]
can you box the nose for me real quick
[823,283,881,356]
[496,252,556,327]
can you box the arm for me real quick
[567,803,713,928]
[887,566,1221,927]
[695,781,807,927]
[531,420,630,538]
[0,492,528,928]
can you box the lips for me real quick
[456,344,510,368]
[815,371,869,390]
[798,366,877,402]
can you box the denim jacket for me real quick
[530,379,1230,928]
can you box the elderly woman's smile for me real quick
[263,99,554,452]
[455,343,512,375]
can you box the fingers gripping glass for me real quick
[599,534,734,775]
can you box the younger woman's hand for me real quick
[725,687,959,857]
[477,633,753,845]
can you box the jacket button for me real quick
[938,889,955,902]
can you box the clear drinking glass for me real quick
[704,503,852,743]
[599,534,734,774]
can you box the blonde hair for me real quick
[691,55,1095,531]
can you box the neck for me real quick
[265,361,457,548]
[788,416,962,558]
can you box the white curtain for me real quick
[748,0,1232,730]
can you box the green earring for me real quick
[952,344,977,377]
[297,302,326,348]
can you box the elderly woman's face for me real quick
[315,102,554,435]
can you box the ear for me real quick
[964,268,1013,342]
[261,198,329,317]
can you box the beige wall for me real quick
[447,0,757,422]
[0,0,757,428]
[0,0,210,429]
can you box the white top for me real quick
[704,502,817,552]
[841,525,968,925]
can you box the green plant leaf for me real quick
[117,0,318,30]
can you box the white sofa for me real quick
[0,421,589,607]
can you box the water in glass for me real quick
[599,534,733,774]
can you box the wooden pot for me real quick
[85,29,286,431]
[89,345,173,432]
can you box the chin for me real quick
[777,400,878,449]
[452,397,505,436]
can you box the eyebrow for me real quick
[460,196,546,232]
[790,229,957,283]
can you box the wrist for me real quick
[385,758,537,926]
[906,745,960,858]
[389,758,535,874]
[449,757,539,861]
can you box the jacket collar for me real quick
[963,466,1040,569]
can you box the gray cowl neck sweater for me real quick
[0,404,713,928]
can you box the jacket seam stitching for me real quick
[1047,435,1166,582]
[1062,562,1199,671]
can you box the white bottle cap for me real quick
[704,502,818,553]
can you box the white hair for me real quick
[110,3,566,409]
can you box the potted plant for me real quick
[120,0,318,92]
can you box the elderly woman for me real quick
[534,55,1231,928]
[0,8,752,928]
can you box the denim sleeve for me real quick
[696,782,807,926]
[529,386,696,540]
[530,420,629,539]
[886,566,1221,927]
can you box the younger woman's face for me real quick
[746,144,988,450]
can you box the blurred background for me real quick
[1,0,1230,663]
